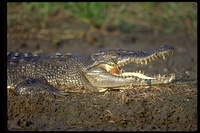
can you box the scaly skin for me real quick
[7,45,175,96]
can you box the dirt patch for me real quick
[7,81,197,131]
[7,19,197,131]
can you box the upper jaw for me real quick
[116,45,174,67]
[88,45,175,78]
[99,46,175,80]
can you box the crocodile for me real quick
[7,45,175,97]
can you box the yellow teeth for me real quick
[144,59,148,65]
[154,54,158,58]
[120,72,156,79]
[147,57,152,62]
[151,56,155,61]
[162,55,166,60]
[158,74,161,78]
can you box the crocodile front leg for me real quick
[13,77,68,98]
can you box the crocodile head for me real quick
[86,45,175,87]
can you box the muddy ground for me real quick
[7,20,197,131]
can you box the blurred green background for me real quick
[7,2,197,35]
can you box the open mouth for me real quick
[98,49,174,80]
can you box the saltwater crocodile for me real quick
[7,45,175,97]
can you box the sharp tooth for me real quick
[162,55,166,60]
[145,59,148,65]
[151,56,154,61]
[141,61,143,65]
[148,58,151,62]
[154,55,158,58]
[131,58,135,62]
[139,70,141,73]
[158,74,161,78]
[121,69,125,73]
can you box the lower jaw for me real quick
[116,72,176,85]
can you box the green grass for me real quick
[8,2,62,28]
[66,2,126,29]
[128,2,197,34]
[7,2,197,34]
